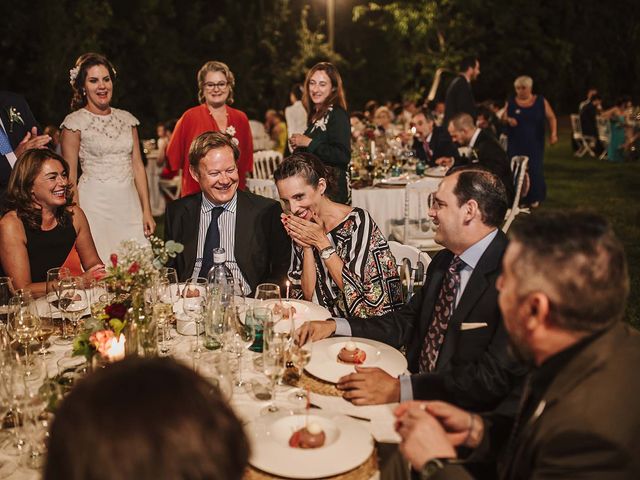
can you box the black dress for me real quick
[24,220,76,282]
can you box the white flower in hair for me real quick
[69,66,80,86]
[231,137,239,146]
[225,126,236,137]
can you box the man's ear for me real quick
[189,165,200,183]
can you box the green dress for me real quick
[303,106,351,204]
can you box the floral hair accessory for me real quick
[225,126,239,146]
[69,66,80,86]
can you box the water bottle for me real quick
[207,248,234,289]
[204,248,233,350]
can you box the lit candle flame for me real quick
[106,334,126,362]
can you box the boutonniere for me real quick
[225,126,239,145]
[6,107,24,133]
[470,148,479,163]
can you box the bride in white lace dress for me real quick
[60,53,155,261]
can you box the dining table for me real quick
[2,295,408,480]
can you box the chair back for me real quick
[246,178,280,200]
[570,114,596,158]
[253,150,283,180]
[159,170,182,201]
[388,241,431,301]
[570,114,583,139]
[397,179,443,252]
[502,156,530,232]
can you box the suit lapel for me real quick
[181,196,201,279]
[234,191,254,289]
[436,232,506,370]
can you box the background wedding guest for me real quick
[289,62,351,204]
[373,106,399,136]
[298,169,525,410]
[504,75,557,207]
[45,357,249,480]
[265,109,287,154]
[0,149,104,297]
[0,91,51,199]
[167,60,253,196]
[165,131,289,290]
[284,83,307,136]
[275,152,402,318]
[600,96,631,162]
[60,52,155,262]
[43,125,62,154]
[394,211,640,480]
[443,56,480,128]
[411,110,456,166]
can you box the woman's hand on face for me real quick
[281,214,313,249]
[284,214,328,250]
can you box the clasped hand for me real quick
[281,213,328,249]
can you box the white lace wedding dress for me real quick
[61,108,147,262]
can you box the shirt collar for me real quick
[426,132,433,143]
[468,128,481,148]
[201,191,237,214]
[458,229,498,270]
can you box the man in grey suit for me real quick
[298,169,525,411]
[396,211,640,479]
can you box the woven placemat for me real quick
[283,367,342,397]
[244,447,378,480]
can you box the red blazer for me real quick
[166,103,253,195]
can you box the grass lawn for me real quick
[526,119,640,328]
[154,118,640,328]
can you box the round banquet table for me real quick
[351,176,442,239]
[2,297,402,480]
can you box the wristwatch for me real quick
[319,245,336,260]
[419,458,453,479]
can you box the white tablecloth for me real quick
[352,177,442,239]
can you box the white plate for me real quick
[424,166,446,178]
[246,411,374,478]
[243,299,332,334]
[305,337,408,384]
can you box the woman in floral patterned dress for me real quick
[274,152,402,318]
[166,61,253,196]
[289,62,351,204]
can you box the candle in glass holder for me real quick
[106,334,126,362]
[286,280,290,300]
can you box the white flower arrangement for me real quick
[6,107,24,133]
[225,125,240,146]
[69,66,80,86]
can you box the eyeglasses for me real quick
[427,193,444,211]
[203,81,228,91]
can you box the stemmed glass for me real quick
[0,277,14,327]
[7,293,40,378]
[153,277,177,355]
[289,334,313,403]
[255,282,283,345]
[0,359,17,476]
[160,267,179,339]
[57,277,87,337]
[226,302,255,387]
[47,267,71,345]
[262,334,286,414]
[183,277,208,354]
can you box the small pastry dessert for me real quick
[337,341,366,364]
[273,301,296,319]
[289,422,326,449]
[184,285,200,298]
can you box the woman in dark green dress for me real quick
[289,62,351,204]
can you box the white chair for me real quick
[158,170,182,202]
[597,117,610,160]
[570,114,596,158]
[390,179,444,253]
[246,178,280,200]
[253,150,283,180]
[388,241,431,302]
[502,156,530,233]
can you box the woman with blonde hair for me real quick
[289,62,351,204]
[166,61,253,196]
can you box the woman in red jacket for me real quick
[166,61,253,196]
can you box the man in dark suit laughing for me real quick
[164,131,290,293]
[298,169,525,411]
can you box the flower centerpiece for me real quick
[72,236,183,364]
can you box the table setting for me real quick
[0,241,407,480]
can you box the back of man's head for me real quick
[459,56,478,72]
[509,211,629,333]
[450,113,476,132]
[45,357,249,480]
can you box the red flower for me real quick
[110,254,118,268]
[128,262,140,274]
[105,303,127,320]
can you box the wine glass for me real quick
[0,361,17,476]
[226,302,255,387]
[153,277,177,355]
[0,277,14,327]
[289,334,314,403]
[255,282,283,336]
[262,334,286,414]
[7,294,40,378]
[58,277,87,337]
[183,277,208,354]
[47,267,71,345]
[88,279,110,318]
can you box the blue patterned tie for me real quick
[0,126,13,155]
[419,256,465,373]
[198,207,225,278]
